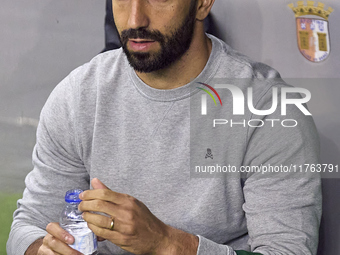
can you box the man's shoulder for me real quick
[70,48,127,80]
[45,48,128,112]
[52,47,129,101]
[209,34,281,80]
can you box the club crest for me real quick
[288,1,333,63]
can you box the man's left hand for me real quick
[79,178,198,255]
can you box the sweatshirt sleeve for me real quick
[195,82,321,255]
[197,235,236,255]
[6,72,91,255]
[239,85,322,255]
[197,236,263,255]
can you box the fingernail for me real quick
[79,192,83,199]
[65,235,69,242]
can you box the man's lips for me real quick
[128,39,156,51]
[130,38,155,43]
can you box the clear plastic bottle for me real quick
[60,189,98,255]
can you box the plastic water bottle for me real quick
[60,189,98,255]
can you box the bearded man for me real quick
[7,0,321,255]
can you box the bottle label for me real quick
[70,231,97,255]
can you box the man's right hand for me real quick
[25,222,82,255]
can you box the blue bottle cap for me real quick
[65,189,83,203]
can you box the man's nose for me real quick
[127,0,150,30]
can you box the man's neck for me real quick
[135,30,212,90]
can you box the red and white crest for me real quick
[289,1,333,63]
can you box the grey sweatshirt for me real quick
[7,34,321,255]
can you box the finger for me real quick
[46,222,74,245]
[78,199,119,216]
[79,188,126,204]
[83,212,137,236]
[82,212,114,230]
[91,178,110,190]
[38,244,57,255]
[97,236,106,242]
[87,222,130,246]
[43,233,81,255]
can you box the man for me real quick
[7,0,321,254]
[101,0,213,52]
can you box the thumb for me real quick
[91,178,110,190]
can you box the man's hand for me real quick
[79,178,199,255]
[25,222,81,255]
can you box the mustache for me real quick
[120,28,165,44]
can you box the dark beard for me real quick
[119,1,197,73]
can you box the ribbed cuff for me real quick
[196,235,235,255]
[235,250,264,255]
[7,226,46,255]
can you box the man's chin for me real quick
[128,58,164,73]
[124,50,164,73]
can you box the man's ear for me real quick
[196,0,215,21]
